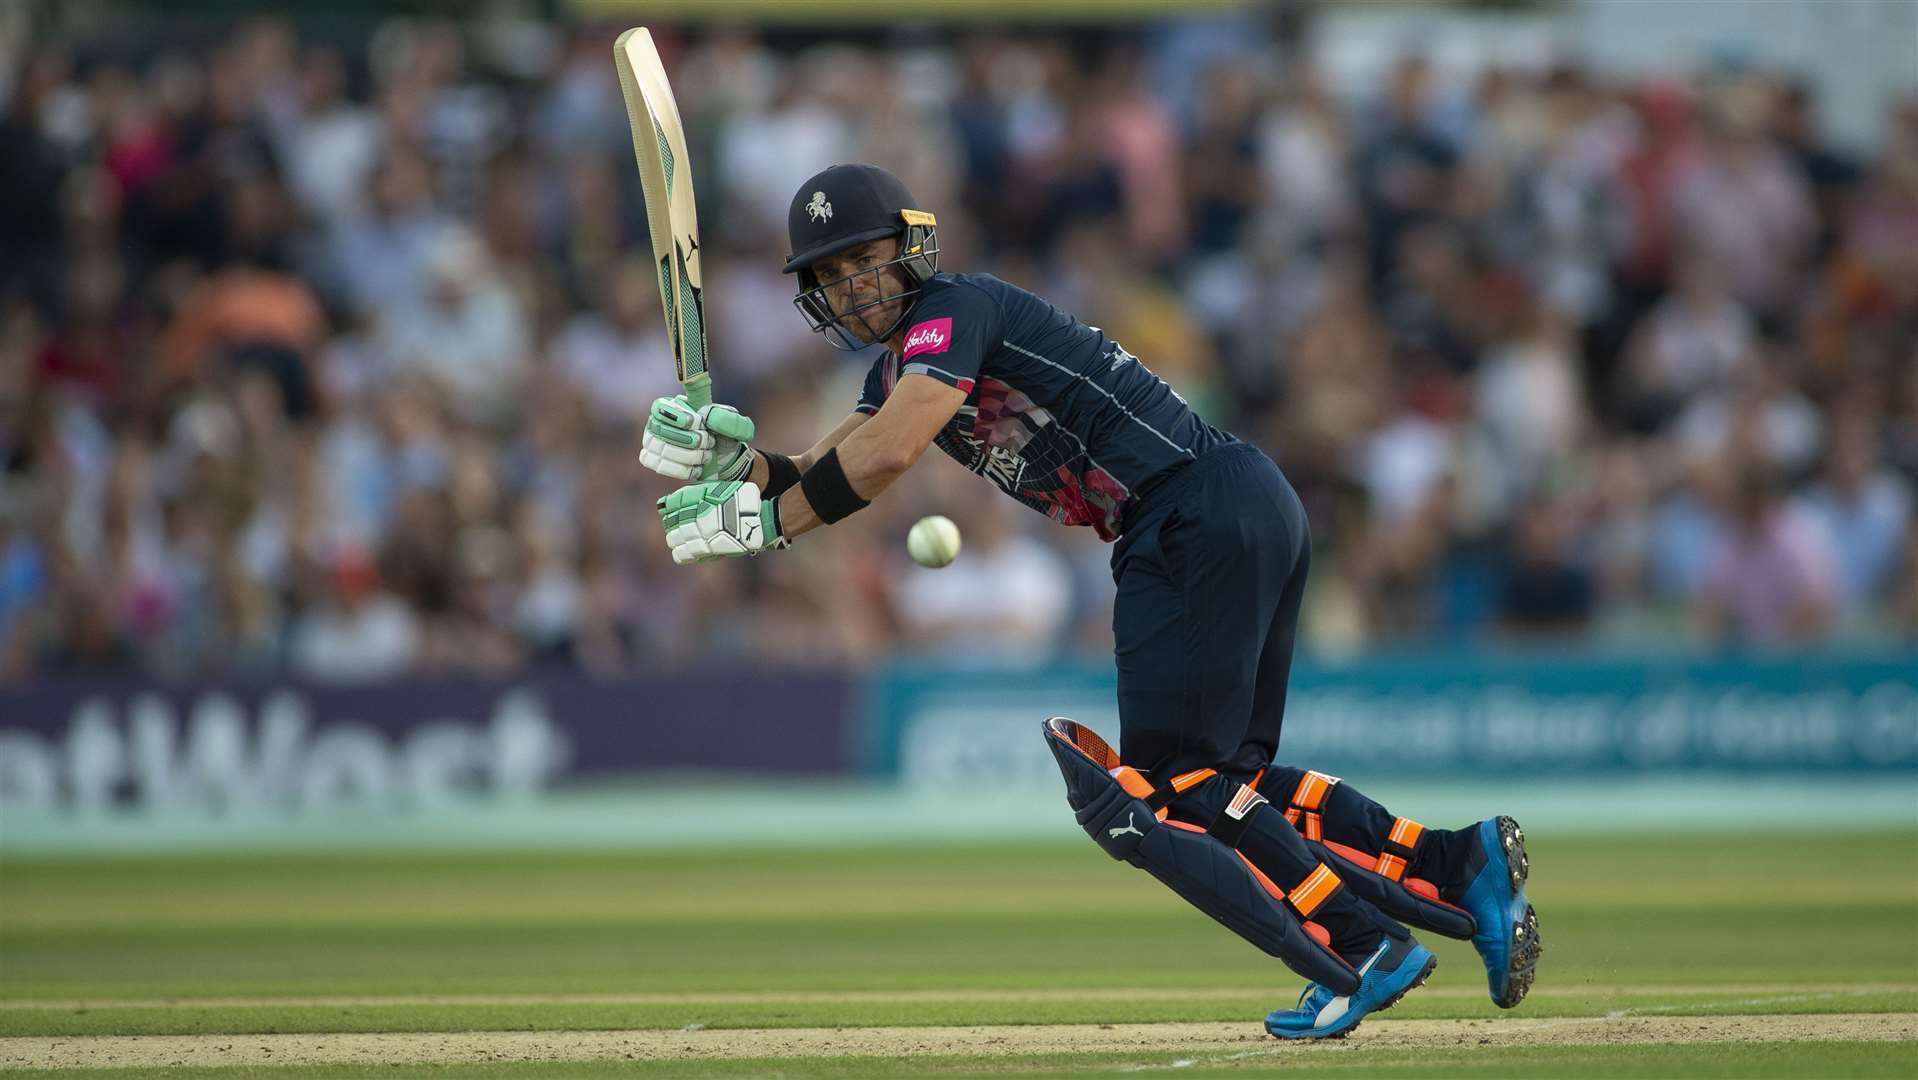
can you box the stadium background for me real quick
[1,2,1915,1076]
[0,0,1913,845]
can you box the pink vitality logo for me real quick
[902,318,952,360]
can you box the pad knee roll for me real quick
[1043,718,1360,995]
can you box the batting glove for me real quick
[657,480,788,564]
[640,396,757,482]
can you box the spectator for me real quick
[1354,56,1458,295]
[1185,60,1264,258]
[328,149,454,322]
[1771,80,1863,259]
[1093,46,1186,261]
[1619,252,1753,432]
[1673,346,1824,477]
[1647,455,1731,604]
[1612,81,1698,322]
[377,227,530,426]
[158,260,326,420]
[897,498,1073,665]
[0,53,71,306]
[705,240,834,396]
[1257,69,1353,254]
[0,489,46,679]
[1671,81,1816,322]
[549,254,677,431]
[127,43,284,272]
[1695,464,1836,647]
[1501,66,1627,325]
[1498,496,1596,636]
[416,523,522,676]
[286,548,420,682]
[35,255,135,413]
[1477,298,1585,467]
[1380,221,1480,379]
[280,46,382,227]
[1795,419,1913,624]
[512,504,583,661]
[717,59,854,236]
[948,37,1014,246]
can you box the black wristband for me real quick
[760,451,803,499]
[799,448,871,524]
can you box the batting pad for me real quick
[1311,839,1477,940]
[1043,718,1360,995]
[1260,771,1477,941]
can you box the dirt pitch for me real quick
[4,982,1907,1011]
[5,1014,1913,1070]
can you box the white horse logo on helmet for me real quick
[806,191,833,223]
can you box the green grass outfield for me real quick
[2,829,1915,1077]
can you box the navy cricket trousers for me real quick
[1111,441,1311,782]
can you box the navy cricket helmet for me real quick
[783,163,940,350]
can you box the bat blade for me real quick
[614,27,710,409]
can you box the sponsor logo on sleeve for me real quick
[902,318,953,361]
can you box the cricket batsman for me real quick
[640,164,1540,1039]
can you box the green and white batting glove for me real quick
[640,395,757,482]
[657,480,789,564]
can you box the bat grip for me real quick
[682,373,712,411]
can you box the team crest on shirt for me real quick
[806,191,832,222]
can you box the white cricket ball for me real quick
[907,515,963,568]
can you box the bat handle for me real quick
[682,373,712,411]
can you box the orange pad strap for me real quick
[1281,771,1338,843]
[1291,771,1337,810]
[1286,863,1343,919]
[1375,817,1426,881]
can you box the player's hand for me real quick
[657,480,788,564]
[640,396,757,482]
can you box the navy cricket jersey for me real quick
[855,271,1232,540]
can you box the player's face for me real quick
[810,238,908,344]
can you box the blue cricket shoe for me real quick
[1453,815,1540,1008]
[1263,933,1436,1040]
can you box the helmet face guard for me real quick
[792,212,940,352]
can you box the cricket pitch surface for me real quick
[5,1013,1917,1070]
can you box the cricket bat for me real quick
[614,27,710,410]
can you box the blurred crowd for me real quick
[1,12,1915,685]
